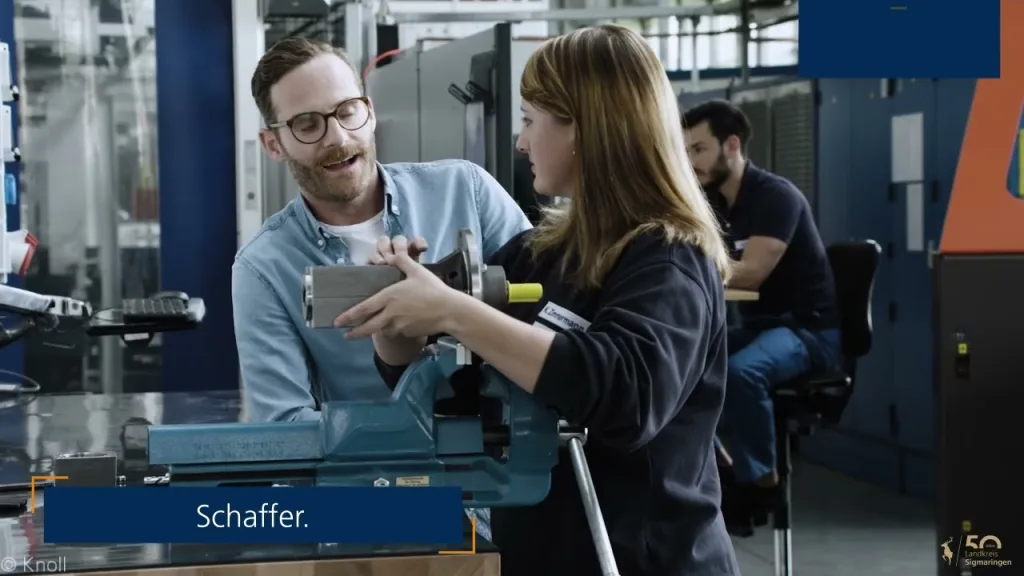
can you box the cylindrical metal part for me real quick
[774,529,793,576]
[480,266,507,308]
[567,437,620,576]
[482,425,510,446]
[304,229,541,328]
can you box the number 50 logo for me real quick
[965,535,1002,549]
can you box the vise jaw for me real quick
[148,349,561,508]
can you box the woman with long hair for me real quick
[335,24,740,576]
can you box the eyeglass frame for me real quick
[265,96,372,144]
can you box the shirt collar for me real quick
[294,162,401,242]
[725,159,757,209]
[738,160,757,193]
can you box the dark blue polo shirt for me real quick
[377,229,740,575]
[708,162,839,330]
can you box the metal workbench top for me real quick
[0,390,489,573]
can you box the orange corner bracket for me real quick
[941,0,1024,254]
[29,475,68,514]
[438,516,477,555]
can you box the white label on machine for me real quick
[906,182,924,252]
[1,106,11,160]
[891,112,924,183]
[0,43,9,101]
[243,139,260,211]
[396,476,430,487]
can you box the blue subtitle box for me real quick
[798,0,1000,79]
[42,486,464,545]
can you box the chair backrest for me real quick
[826,240,881,361]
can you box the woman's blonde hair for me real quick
[520,25,732,289]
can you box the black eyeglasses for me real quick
[267,97,371,144]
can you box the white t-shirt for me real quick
[319,210,386,265]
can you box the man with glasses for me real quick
[234,38,531,424]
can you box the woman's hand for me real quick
[368,235,428,265]
[356,235,433,365]
[334,249,467,341]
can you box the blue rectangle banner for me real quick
[798,0,1000,79]
[42,487,464,545]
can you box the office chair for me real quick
[769,239,881,576]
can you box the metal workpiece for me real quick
[480,261,508,306]
[303,264,404,328]
[303,229,537,328]
[53,451,119,487]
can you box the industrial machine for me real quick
[0,40,201,363]
[936,2,1021,573]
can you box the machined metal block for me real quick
[303,265,404,328]
[53,451,119,486]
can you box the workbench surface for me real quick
[0,390,496,574]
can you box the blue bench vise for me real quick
[147,350,560,507]
[146,227,621,574]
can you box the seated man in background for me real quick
[233,37,531,423]
[682,100,842,534]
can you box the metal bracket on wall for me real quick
[447,51,495,114]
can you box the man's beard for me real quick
[698,151,731,191]
[286,140,378,205]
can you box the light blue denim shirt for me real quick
[232,159,531,423]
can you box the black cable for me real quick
[0,317,35,346]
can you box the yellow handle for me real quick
[507,282,543,303]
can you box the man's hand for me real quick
[352,235,433,366]
[369,235,428,265]
[335,252,463,340]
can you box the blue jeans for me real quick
[719,324,842,483]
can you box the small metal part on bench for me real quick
[54,451,118,486]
